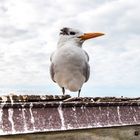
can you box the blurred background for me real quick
[0,0,140,97]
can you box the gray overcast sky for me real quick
[0,0,140,97]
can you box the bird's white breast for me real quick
[52,46,88,91]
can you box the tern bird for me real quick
[50,27,104,97]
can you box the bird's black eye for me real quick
[70,31,76,35]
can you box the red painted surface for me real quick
[0,95,140,135]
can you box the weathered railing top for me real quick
[0,95,140,136]
[0,95,140,106]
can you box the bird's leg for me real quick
[62,87,65,95]
[78,89,81,97]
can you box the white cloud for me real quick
[0,0,140,96]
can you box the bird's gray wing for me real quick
[83,51,90,82]
[50,63,56,83]
[50,52,56,82]
[50,52,54,62]
[83,62,90,82]
[84,50,89,62]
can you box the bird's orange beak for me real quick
[78,32,104,40]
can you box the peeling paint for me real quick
[8,108,15,133]
[58,102,65,130]
[0,95,139,136]
[117,106,121,123]
[22,104,28,132]
[29,103,35,131]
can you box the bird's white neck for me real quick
[57,37,83,49]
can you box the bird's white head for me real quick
[57,27,104,48]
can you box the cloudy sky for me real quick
[0,0,140,97]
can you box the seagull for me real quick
[50,27,104,97]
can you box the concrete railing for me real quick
[0,95,140,140]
